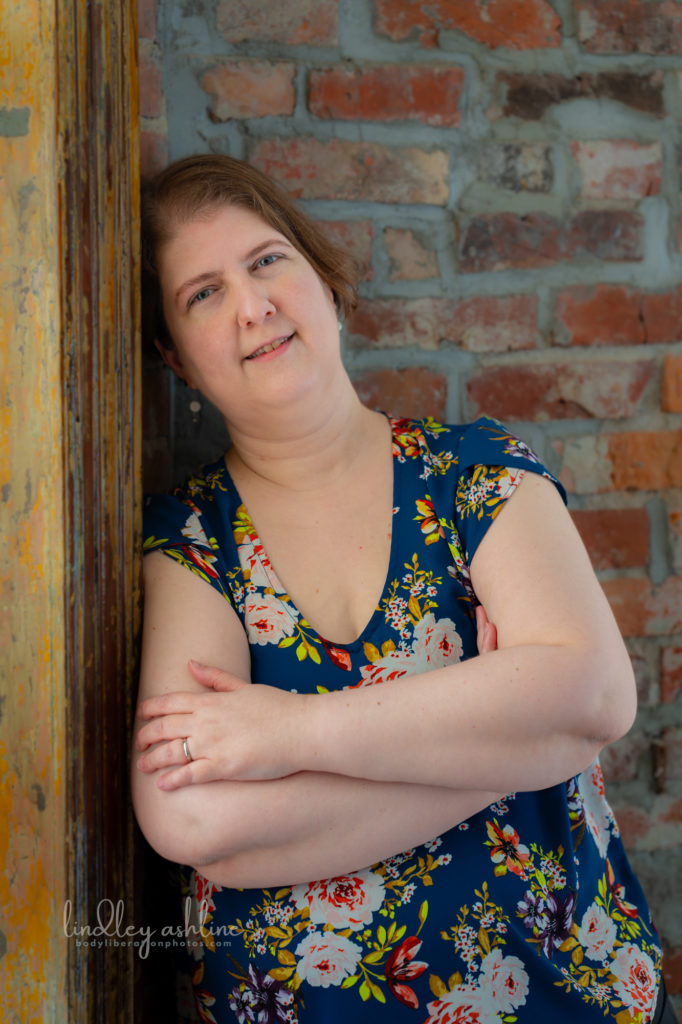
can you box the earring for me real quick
[189,399,201,425]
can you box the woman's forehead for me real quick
[166,202,276,243]
[159,204,292,267]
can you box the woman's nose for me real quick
[235,280,276,328]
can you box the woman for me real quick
[133,154,675,1023]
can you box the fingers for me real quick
[137,691,200,720]
[136,711,194,751]
[156,766,195,791]
[188,659,247,691]
[156,759,220,790]
[137,663,247,720]
[137,736,192,773]
[475,604,498,656]
[137,751,223,790]
[483,619,498,654]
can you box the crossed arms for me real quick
[131,474,636,887]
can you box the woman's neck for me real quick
[224,383,385,495]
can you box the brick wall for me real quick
[141,0,682,1004]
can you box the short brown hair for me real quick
[141,154,359,351]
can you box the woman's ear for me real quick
[154,338,192,387]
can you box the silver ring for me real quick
[182,737,192,763]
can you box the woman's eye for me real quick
[255,254,280,269]
[188,287,214,307]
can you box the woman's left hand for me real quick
[135,660,305,790]
[137,609,497,791]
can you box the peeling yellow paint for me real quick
[1,0,67,1018]
[2,0,140,1015]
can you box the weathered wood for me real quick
[0,0,141,1017]
[58,0,141,1019]
[0,0,67,1016]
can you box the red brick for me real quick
[216,0,338,44]
[612,795,682,848]
[384,228,438,281]
[139,53,163,119]
[606,794,682,851]
[612,796,682,850]
[661,645,682,704]
[200,61,295,121]
[554,284,682,347]
[353,367,447,420]
[608,431,682,491]
[554,285,647,347]
[348,295,540,352]
[309,65,465,127]
[374,0,560,49]
[553,435,608,494]
[576,0,682,55]
[600,731,648,783]
[461,213,559,272]
[610,804,652,848]
[568,211,644,264]
[571,507,649,570]
[453,295,540,352]
[602,576,682,637]
[479,143,553,193]
[466,359,653,422]
[248,138,448,204]
[349,298,453,350]
[602,577,651,630]
[662,354,682,413]
[460,211,643,273]
[496,71,665,121]
[315,220,374,282]
[557,430,682,494]
[659,796,682,824]
[641,287,682,344]
[138,0,156,40]
[140,131,168,179]
[571,140,662,201]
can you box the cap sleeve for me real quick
[455,416,567,565]
[143,489,233,605]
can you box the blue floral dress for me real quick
[143,416,662,1024]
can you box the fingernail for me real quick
[188,659,207,669]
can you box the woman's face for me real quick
[156,203,340,424]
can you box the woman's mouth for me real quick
[245,334,294,360]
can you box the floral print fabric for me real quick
[144,416,662,1024]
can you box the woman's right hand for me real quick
[476,604,497,655]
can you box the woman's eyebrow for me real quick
[242,238,293,263]
[175,271,221,301]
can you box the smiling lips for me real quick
[245,333,294,360]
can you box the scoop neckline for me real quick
[212,418,404,651]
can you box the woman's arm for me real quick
[302,472,637,790]
[137,474,636,794]
[132,552,501,885]
[163,775,500,888]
